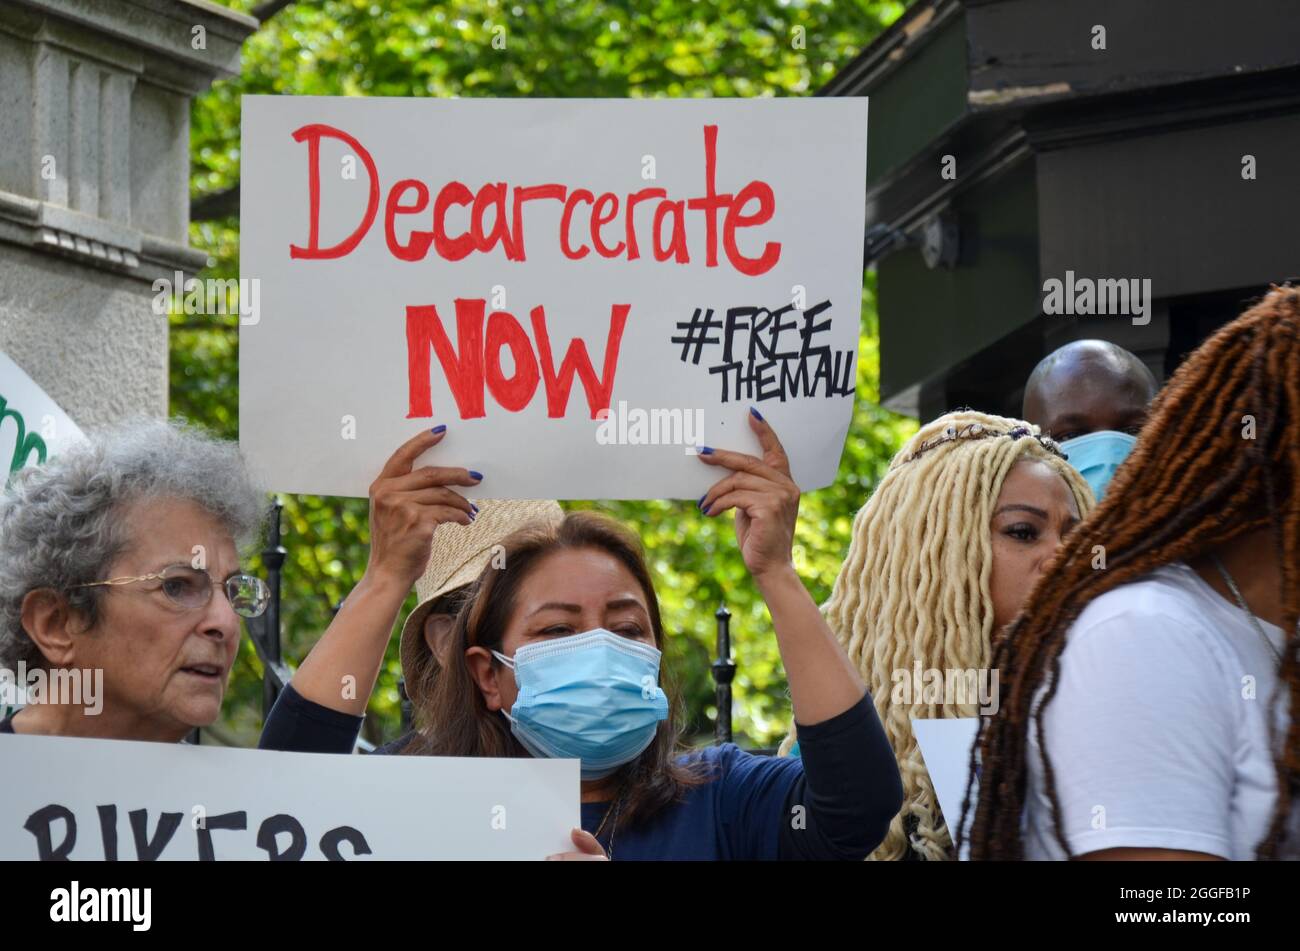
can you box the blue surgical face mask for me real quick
[492,629,669,780]
[1059,430,1137,499]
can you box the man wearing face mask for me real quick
[1022,339,1159,499]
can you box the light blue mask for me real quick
[493,629,669,780]
[1059,430,1137,499]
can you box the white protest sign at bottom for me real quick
[0,734,578,860]
[912,717,979,860]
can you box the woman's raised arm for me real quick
[288,427,480,716]
[696,410,865,725]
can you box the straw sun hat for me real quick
[398,499,564,704]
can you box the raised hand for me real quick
[365,427,482,590]
[697,409,867,728]
[696,408,800,582]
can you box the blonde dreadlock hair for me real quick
[780,409,1092,860]
[965,285,1300,860]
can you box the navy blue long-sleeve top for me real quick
[259,684,902,861]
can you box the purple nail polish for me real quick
[469,470,483,480]
[700,446,714,455]
[697,494,707,510]
[431,424,447,434]
[750,407,763,421]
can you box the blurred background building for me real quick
[826,0,1300,420]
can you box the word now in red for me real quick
[289,124,781,276]
[406,298,629,420]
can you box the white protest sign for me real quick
[912,717,979,860]
[0,351,85,477]
[239,96,868,499]
[0,734,578,860]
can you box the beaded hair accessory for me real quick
[900,422,1068,465]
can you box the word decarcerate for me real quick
[290,124,781,276]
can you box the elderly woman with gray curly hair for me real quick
[0,418,266,742]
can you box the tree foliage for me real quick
[180,0,915,747]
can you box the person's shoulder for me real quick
[675,743,801,783]
[1075,562,1198,619]
[1055,564,1239,696]
[675,742,730,771]
[1070,563,1224,650]
[676,742,767,765]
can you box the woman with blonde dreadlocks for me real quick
[783,408,1092,860]
[966,286,1300,860]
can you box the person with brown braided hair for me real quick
[965,285,1300,861]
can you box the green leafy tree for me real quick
[178,0,915,747]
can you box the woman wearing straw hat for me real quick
[261,416,902,860]
[397,498,564,731]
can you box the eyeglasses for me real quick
[71,565,271,619]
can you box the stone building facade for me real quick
[0,0,256,426]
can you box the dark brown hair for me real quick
[964,285,1300,859]
[403,509,707,828]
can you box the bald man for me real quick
[1022,340,1160,499]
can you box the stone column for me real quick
[0,0,257,426]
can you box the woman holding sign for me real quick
[260,411,902,860]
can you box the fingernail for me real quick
[702,503,712,516]
[700,446,714,455]
[750,407,763,421]
[431,424,447,434]
[697,494,707,510]
[469,470,483,481]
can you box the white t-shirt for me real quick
[1024,561,1297,860]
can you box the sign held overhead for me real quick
[240,97,868,499]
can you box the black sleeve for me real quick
[258,683,365,754]
[777,693,903,861]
